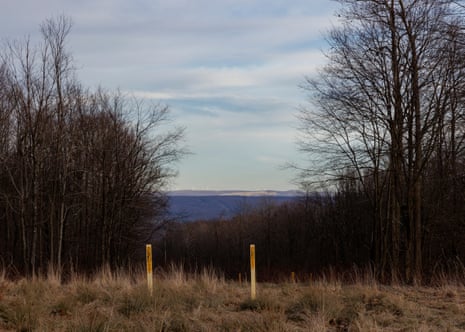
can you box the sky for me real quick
[1,0,340,191]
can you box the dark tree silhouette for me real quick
[0,16,185,275]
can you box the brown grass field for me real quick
[1,266,465,331]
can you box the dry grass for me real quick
[1,267,465,331]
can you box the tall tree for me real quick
[299,0,465,282]
[0,17,185,274]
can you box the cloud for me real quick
[65,0,336,86]
[0,0,339,190]
[125,49,325,106]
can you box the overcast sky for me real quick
[1,0,340,191]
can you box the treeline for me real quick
[159,171,465,283]
[296,0,465,283]
[159,194,372,281]
[0,17,184,275]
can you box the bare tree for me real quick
[299,0,465,282]
[40,16,74,269]
[0,17,185,274]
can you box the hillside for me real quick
[167,190,302,221]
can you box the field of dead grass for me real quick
[1,266,465,331]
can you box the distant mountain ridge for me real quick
[166,190,303,222]
[169,190,304,197]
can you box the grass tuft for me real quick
[239,298,268,312]
[117,285,155,318]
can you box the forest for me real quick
[0,17,184,275]
[2,0,465,285]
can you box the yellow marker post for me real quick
[291,271,295,283]
[250,244,256,300]
[146,244,153,296]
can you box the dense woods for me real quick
[160,194,373,281]
[0,17,184,275]
[295,0,465,283]
[160,181,465,284]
